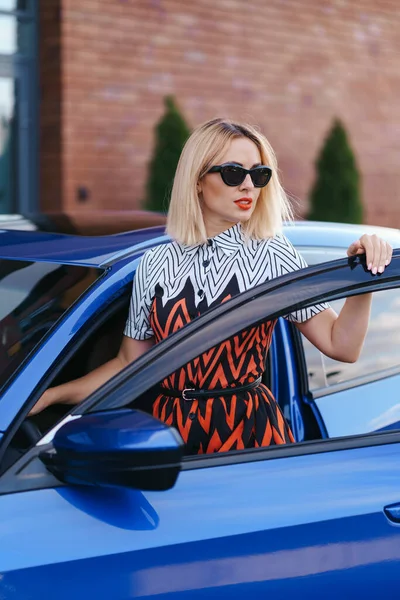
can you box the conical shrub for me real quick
[308,119,363,224]
[145,96,191,213]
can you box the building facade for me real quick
[1,0,400,228]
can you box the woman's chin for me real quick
[235,210,253,222]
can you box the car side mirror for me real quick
[39,409,184,491]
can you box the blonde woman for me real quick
[32,118,392,454]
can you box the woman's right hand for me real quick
[28,388,58,416]
[27,338,153,417]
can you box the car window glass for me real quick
[302,288,400,392]
[129,309,296,457]
[297,246,346,265]
[0,259,101,391]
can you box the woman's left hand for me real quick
[347,234,393,274]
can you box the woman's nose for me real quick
[240,173,254,190]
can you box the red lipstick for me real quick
[234,197,253,211]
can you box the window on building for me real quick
[0,0,37,214]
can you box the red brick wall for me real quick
[43,0,400,226]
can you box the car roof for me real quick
[0,226,166,267]
[283,221,400,248]
[0,221,399,268]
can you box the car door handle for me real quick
[384,503,400,523]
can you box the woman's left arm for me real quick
[295,234,393,363]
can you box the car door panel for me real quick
[314,373,400,438]
[1,441,400,598]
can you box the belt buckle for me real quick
[182,388,195,401]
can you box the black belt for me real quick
[158,377,262,401]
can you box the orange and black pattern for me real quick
[150,277,295,454]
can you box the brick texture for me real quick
[40,0,400,227]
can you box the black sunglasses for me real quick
[207,163,272,187]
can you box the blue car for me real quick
[1,221,400,598]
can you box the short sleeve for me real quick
[123,249,155,340]
[269,234,330,323]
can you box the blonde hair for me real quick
[166,118,293,245]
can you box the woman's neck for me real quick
[205,219,239,239]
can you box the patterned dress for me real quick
[124,223,328,454]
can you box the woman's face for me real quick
[198,136,263,236]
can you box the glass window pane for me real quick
[0,1,16,9]
[0,1,28,11]
[0,15,31,54]
[0,75,17,214]
[0,260,102,392]
[302,289,400,392]
[0,15,16,54]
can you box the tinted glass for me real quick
[0,260,101,390]
[302,288,400,392]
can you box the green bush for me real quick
[308,119,363,224]
[145,96,191,213]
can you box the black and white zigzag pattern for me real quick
[124,223,328,339]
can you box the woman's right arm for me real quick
[29,336,154,415]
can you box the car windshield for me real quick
[0,259,102,391]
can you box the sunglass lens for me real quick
[252,168,271,187]
[220,166,246,186]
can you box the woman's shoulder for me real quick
[249,232,293,254]
[265,232,295,252]
[263,231,307,272]
[249,233,303,272]
[139,240,185,268]
[145,239,181,255]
